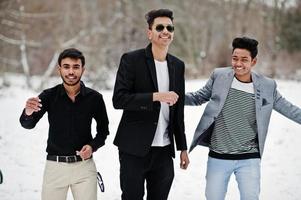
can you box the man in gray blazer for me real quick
[186,37,301,200]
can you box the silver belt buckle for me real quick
[73,155,77,162]
[66,156,72,163]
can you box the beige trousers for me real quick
[42,159,97,200]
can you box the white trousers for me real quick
[42,159,97,200]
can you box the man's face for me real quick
[232,48,257,81]
[58,57,85,86]
[147,17,174,48]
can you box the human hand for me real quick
[153,91,179,106]
[25,97,42,116]
[180,150,189,169]
[77,145,93,160]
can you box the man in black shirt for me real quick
[19,48,109,200]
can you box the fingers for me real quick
[180,161,189,169]
[180,157,190,169]
[155,91,179,106]
[77,150,87,160]
[180,151,190,170]
[77,145,92,160]
[166,91,178,106]
[25,97,42,116]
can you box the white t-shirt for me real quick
[151,59,171,146]
[231,76,254,93]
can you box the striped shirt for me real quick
[209,77,260,159]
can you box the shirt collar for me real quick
[58,81,87,97]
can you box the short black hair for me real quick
[58,48,85,67]
[232,37,258,59]
[145,9,173,29]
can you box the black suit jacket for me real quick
[113,44,187,157]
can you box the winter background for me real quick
[0,75,301,200]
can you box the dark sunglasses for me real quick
[97,172,105,192]
[155,24,175,33]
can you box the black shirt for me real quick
[19,82,109,156]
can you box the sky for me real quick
[0,76,301,200]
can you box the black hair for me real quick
[145,9,173,29]
[58,48,85,67]
[232,37,258,59]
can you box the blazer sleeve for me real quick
[185,70,214,106]
[174,62,187,150]
[112,53,154,111]
[273,81,301,124]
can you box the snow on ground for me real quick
[0,78,301,200]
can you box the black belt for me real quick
[47,155,84,163]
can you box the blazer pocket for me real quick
[262,98,270,107]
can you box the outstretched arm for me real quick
[185,71,214,106]
[273,87,301,124]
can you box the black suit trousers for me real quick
[119,145,174,200]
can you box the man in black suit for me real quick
[112,9,190,200]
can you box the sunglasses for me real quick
[97,172,105,192]
[155,24,175,33]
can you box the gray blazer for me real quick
[186,67,301,157]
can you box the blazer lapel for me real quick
[218,69,234,110]
[252,72,261,99]
[166,54,175,91]
[252,72,262,113]
[166,54,175,118]
[145,44,158,91]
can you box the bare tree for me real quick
[1,0,300,86]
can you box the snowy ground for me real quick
[0,78,301,200]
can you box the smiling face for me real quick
[58,57,85,86]
[232,48,257,82]
[147,17,174,48]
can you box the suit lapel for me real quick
[219,69,234,110]
[166,54,175,91]
[166,54,175,118]
[252,72,262,114]
[252,72,261,99]
[145,44,158,91]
